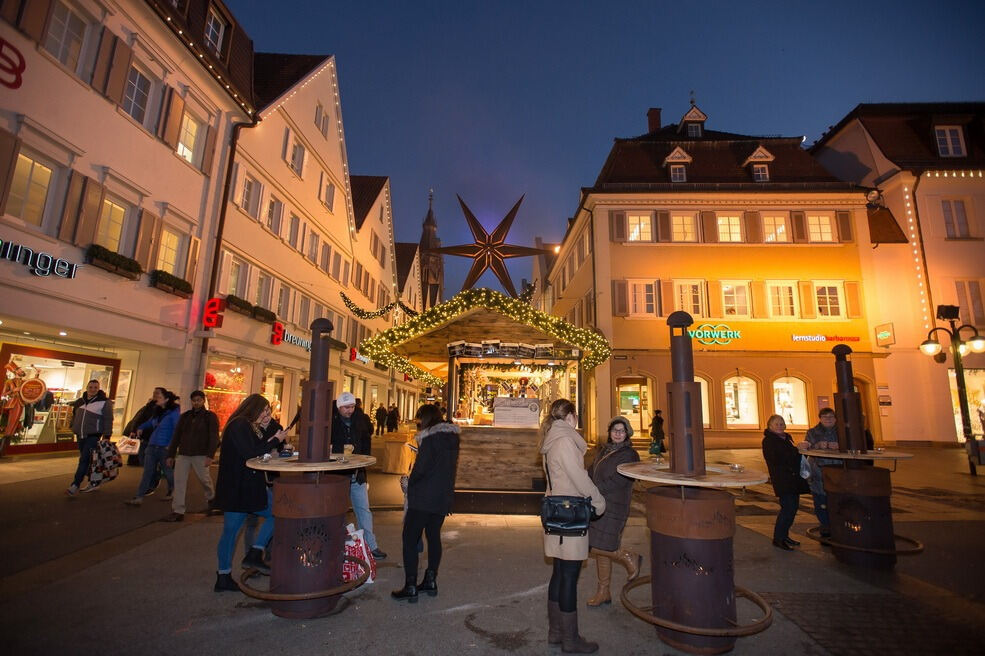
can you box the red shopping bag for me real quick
[342,523,376,585]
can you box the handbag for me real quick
[540,462,593,538]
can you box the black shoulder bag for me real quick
[540,461,593,538]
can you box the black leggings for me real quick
[402,508,445,580]
[548,558,582,612]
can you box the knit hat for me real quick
[336,391,356,407]
[607,415,634,438]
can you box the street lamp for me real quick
[921,304,985,474]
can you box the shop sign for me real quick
[875,323,896,347]
[1,237,81,278]
[349,348,370,364]
[271,322,311,351]
[0,38,26,90]
[688,323,742,345]
[791,334,861,343]
[203,298,226,328]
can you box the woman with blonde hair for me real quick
[540,399,605,653]
[761,414,808,551]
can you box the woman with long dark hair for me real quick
[540,399,605,653]
[124,388,179,505]
[391,404,460,603]
[212,394,285,592]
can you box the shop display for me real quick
[204,357,253,429]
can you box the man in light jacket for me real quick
[67,379,113,496]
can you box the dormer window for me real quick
[204,6,228,57]
[743,146,775,183]
[686,123,702,138]
[935,126,966,157]
[670,164,687,182]
[663,146,692,182]
[752,164,769,182]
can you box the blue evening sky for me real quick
[227,0,985,298]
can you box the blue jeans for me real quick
[136,445,174,497]
[812,492,830,529]
[350,479,378,550]
[217,488,274,573]
[773,493,800,542]
[72,434,101,487]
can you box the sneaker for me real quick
[371,548,388,560]
[162,512,184,522]
[144,488,156,497]
[81,482,101,493]
[162,491,174,501]
[124,497,143,506]
[66,484,79,497]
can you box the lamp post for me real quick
[919,305,985,475]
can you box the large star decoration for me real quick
[426,195,550,297]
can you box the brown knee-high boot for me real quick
[614,548,642,581]
[586,552,611,607]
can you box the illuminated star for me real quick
[427,195,549,297]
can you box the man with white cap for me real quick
[332,391,386,559]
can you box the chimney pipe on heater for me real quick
[647,107,662,132]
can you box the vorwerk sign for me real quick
[688,323,742,345]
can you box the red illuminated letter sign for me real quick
[0,38,26,90]
[203,298,225,328]
[271,322,284,345]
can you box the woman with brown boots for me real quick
[586,416,642,606]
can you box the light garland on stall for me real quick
[903,182,930,330]
[357,288,612,386]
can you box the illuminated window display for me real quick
[261,369,284,422]
[949,368,985,442]
[723,375,759,428]
[773,376,808,427]
[695,375,711,427]
[204,356,253,429]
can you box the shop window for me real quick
[762,214,789,242]
[695,375,711,427]
[156,226,187,277]
[261,369,285,422]
[807,213,835,242]
[671,213,697,242]
[721,281,749,317]
[627,212,652,241]
[773,376,808,428]
[948,368,984,441]
[674,280,706,317]
[717,214,742,242]
[44,1,88,74]
[723,375,759,428]
[94,195,130,254]
[204,357,253,429]
[8,152,54,227]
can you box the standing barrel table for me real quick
[242,454,375,618]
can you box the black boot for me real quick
[241,547,270,575]
[417,569,437,597]
[391,576,418,603]
[214,572,239,592]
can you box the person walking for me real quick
[391,404,460,603]
[213,394,285,592]
[123,396,156,468]
[125,389,179,505]
[649,409,665,457]
[798,407,839,538]
[332,392,387,559]
[162,390,219,522]
[66,379,114,496]
[375,403,387,436]
[762,415,808,551]
[586,416,642,607]
[387,404,399,432]
[540,399,605,653]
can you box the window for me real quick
[277,284,291,318]
[323,180,335,210]
[204,7,227,56]
[330,252,342,281]
[8,153,53,227]
[671,213,697,242]
[955,280,985,326]
[314,103,324,128]
[773,377,808,428]
[752,164,769,182]
[807,213,835,242]
[307,232,320,262]
[675,280,705,316]
[320,243,331,272]
[762,214,789,242]
[288,214,300,248]
[935,126,966,157]
[629,281,656,316]
[240,175,260,218]
[717,214,742,242]
[342,259,350,286]
[94,196,129,253]
[289,141,305,176]
[942,200,970,238]
[227,257,243,296]
[723,375,759,428]
[255,272,272,308]
[266,197,283,234]
[44,1,87,73]
[315,104,330,138]
[694,376,711,427]
[768,282,797,317]
[176,112,203,165]
[627,212,652,241]
[156,227,187,277]
[313,302,323,320]
[721,282,749,316]
[670,164,686,182]
[583,290,594,327]
[577,231,588,265]
[815,283,842,317]
[686,123,702,138]
[321,113,330,138]
[122,66,152,124]
[298,295,311,326]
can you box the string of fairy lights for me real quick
[340,292,419,320]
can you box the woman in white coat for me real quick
[540,399,606,653]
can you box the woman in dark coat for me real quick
[391,404,460,603]
[761,414,809,551]
[213,394,285,592]
[586,416,642,607]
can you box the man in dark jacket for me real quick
[332,391,386,559]
[375,404,387,436]
[67,380,113,496]
[163,390,219,522]
[387,404,399,432]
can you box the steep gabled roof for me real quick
[253,52,330,111]
[394,242,419,290]
[349,175,388,231]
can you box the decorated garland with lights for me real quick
[340,292,419,320]
[357,288,612,387]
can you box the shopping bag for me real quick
[116,436,140,456]
[342,523,376,586]
[799,455,812,480]
[89,440,123,484]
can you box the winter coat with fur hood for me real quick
[407,422,461,515]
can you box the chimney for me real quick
[647,107,662,132]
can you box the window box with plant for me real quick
[252,306,277,323]
[149,270,192,298]
[224,294,254,316]
[86,244,142,281]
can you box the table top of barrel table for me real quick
[246,454,376,472]
[617,461,768,488]
[798,448,913,461]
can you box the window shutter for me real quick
[660,280,674,315]
[342,259,350,286]
[657,210,671,242]
[969,281,985,325]
[281,127,291,161]
[160,88,185,148]
[609,210,626,242]
[184,235,201,285]
[707,281,723,318]
[74,177,105,247]
[743,211,762,243]
[700,211,718,243]
[0,126,21,215]
[652,279,662,317]
[57,170,85,242]
[836,210,854,243]
[218,251,233,294]
[844,281,862,318]
[200,125,217,174]
[750,281,768,318]
[791,211,808,243]
[1,0,20,25]
[17,0,51,42]
[798,281,816,319]
[611,280,628,316]
[104,37,132,105]
[133,210,162,272]
[89,27,114,92]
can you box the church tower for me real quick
[419,190,444,310]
